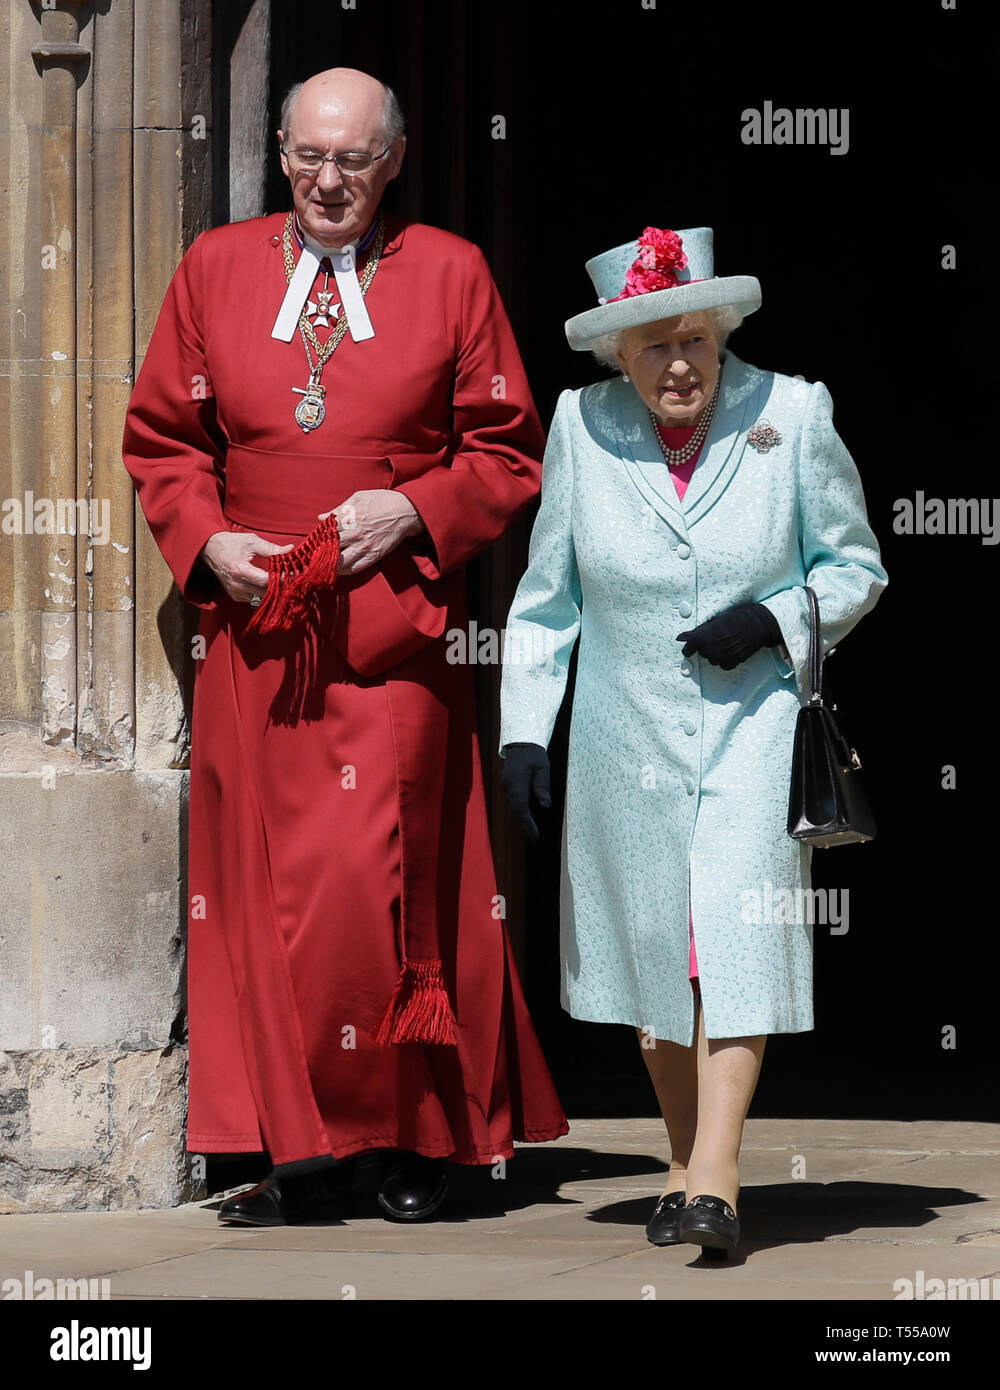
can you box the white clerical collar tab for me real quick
[271,243,319,342]
[271,223,375,343]
[301,229,355,260]
[330,248,374,342]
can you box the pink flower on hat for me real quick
[637,227,686,271]
[609,227,688,302]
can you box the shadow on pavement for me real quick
[589,1179,991,1256]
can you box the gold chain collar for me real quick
[281,211,386,365]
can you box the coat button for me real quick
[683,719,697,736]
[684,777,696,795]
[677,544,691,559]
[678,601,693,618]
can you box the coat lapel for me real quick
[611,351,767,537]
[611,383,688,541]
[681,351,766,526]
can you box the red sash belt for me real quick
[224,441,447,536]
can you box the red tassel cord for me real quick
[373,959,458,1047]
[246,513,341,634]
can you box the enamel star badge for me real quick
[306,292,341,328]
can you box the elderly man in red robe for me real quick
[122,66,567,1225]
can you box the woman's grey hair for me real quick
[280,81,405,147]
[589,303,745,373]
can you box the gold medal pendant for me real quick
[281,212,385,436]
[292,379,326,432]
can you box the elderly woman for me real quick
[499,226,887,1256]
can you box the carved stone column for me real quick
[33,1,88,747]
[0,0,212,1213]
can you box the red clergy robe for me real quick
[122,208,568,1165]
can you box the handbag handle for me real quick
[804,584,823,705]
[804,583,864,773]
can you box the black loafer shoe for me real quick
[217,1168,350,1226]
[678,1193,740,1251]
[377,1154,449,1222]
[645,1190,688,1246]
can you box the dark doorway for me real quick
[214,0,994,1123]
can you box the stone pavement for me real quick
[1,1118,998,1301]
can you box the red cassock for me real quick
[122,207,569,1167]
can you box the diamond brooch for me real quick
[747,419,782,453]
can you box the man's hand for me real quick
[319,490,425,575]
[200,531,294,603]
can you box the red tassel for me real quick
[247,514,341,634]
[373,959,458,1047]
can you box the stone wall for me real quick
[1,0,214,1211]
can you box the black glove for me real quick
[501,742,551,842]
[676,602,783,670]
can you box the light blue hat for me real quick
[565,226,761,351]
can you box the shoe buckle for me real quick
[689,1194,736,1221]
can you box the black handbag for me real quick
[786,586,876,848]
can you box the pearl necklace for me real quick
[649,379,720,467]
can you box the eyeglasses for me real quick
[281,145,391,176]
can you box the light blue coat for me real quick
[498,349,887,1044]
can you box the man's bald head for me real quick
[280,68,404,149]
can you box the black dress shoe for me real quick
[377,1154,449,1222]
[645,1190,688,1246]
[678,1193,740,1252]
[217,1168,350,1226]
